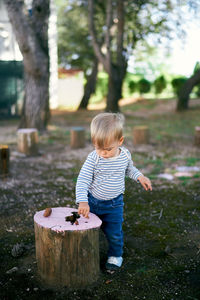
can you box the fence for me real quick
[0,60,24,116]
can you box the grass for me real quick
[186,157,200,166]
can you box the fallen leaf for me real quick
[105,279,113,284]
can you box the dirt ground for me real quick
[0,98,200,300]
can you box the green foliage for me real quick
[128,80,137,94]
[171,77,188,96]
[90,72,108,104]
[186,157,200,166]
[154,75,167,94]
[96,73,108,99]
[56,0,95,72]
[137,78,151,95]
[193,61,200,74]
[194,85,200,97]
[193,61,200,97]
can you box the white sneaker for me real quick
[106,256,123,270]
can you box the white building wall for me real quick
[58,72,84,109]
[0,0,22,61]
[0,0,59,109]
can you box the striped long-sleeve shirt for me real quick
[76,147,142,203]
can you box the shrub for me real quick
[193,61,200,74]
[128,80,137,94]
[154,75,167,94]
[94,73,108,101]
[194,85,200,97]
[137,78,151,95]
[97,76,108,98]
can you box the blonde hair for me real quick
[91,112,125,148]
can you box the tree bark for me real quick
[106,64,126,112]
[133,126,150,145]
[5,0,50,131]
[70,127,85,149]
[35,223,100,288]
[17,128,39,156]
[78,58,98,110]
[106,65,124,112]
[194,126,200,146]
[177,69,200,111]
[34,207,102,289]
[21,70,49,130]
[0,145,9,177]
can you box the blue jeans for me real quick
[88,192,124,257]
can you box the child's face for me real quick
[94,137,124,158]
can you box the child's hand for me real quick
[78,202,90,218]
[137,175,152,191]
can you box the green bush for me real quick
[193,61,200,74]
[137,78,151,95]
[154,75,167,94]
[97,76,108,98]
[90,72,108,104]
[171,77,187,96]
[194,86,200,97]
[128,80,137,94]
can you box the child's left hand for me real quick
[137,175,152,191]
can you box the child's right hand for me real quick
[78,202,90,218]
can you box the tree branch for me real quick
[117,0,125,66]
[4,0,48,76]
[179,69,200,100]
[88,0,108,72]
[105,0,112,69]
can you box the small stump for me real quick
[34,207,102,289]
[194,126,200,146]
[133,126,149,145]
[70,127,85,149]
[0,145,9,177]
[17,128,38,155]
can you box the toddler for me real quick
[76,112,152,271]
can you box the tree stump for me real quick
[133,126,149,145]
[34,207,102,289]
[17,128,39,155]
[70,127,85,149]
[194,126,200,146]
[0,145,9,177]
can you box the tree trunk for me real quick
[133,126,150,145]
[194,126,200,146]
[70,127,85,149]
[5,0,50,131]
[78,58,98,110]
[106,65,126,112]
[20,70,50,130]
[0,145,9,177]
[34,207,102,289]
[17,128,39,156]
[88,0,127,113]
[177,69,200,111]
